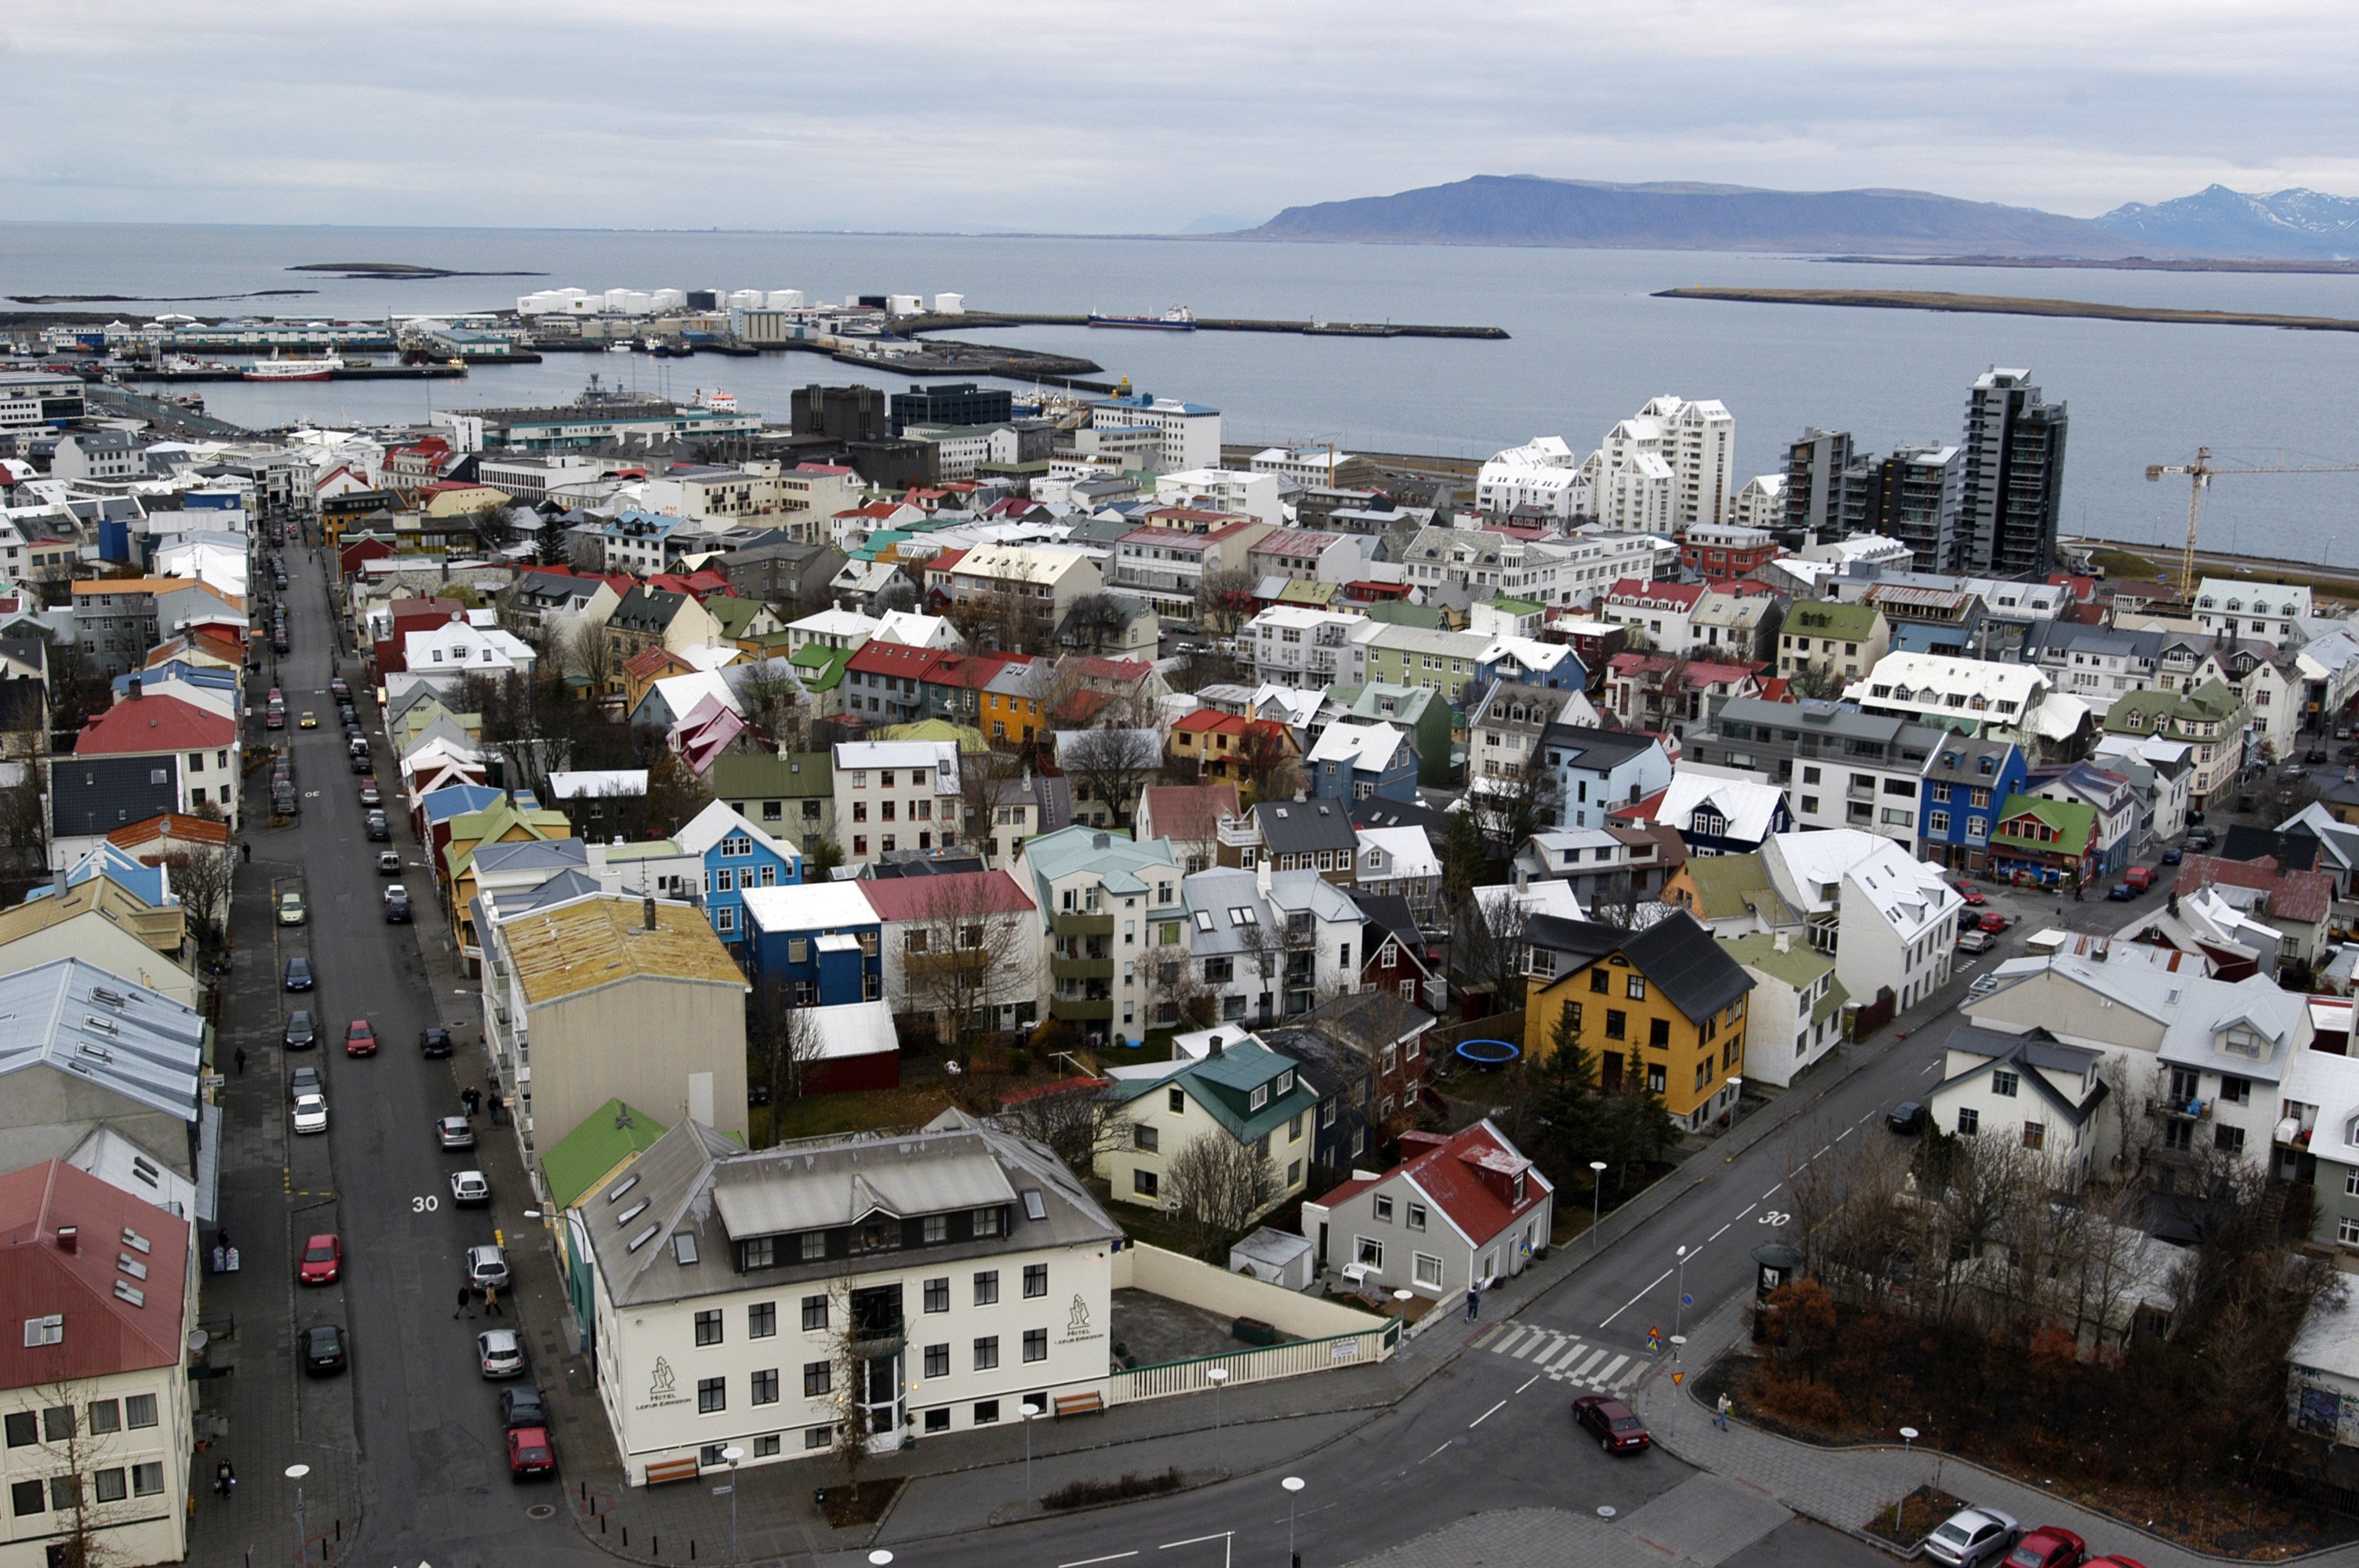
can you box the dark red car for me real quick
[1953,880,1986,906]
[2082,1557,2148,1568]
[343,1019,377,1058]
[1572,1394,1650,1453]
[507,1425,555,1480]
[297,1232,342,1286]
[1977,913,2012,934]
[2007,1528,2086,1568]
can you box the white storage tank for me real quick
[932,292,965,314]
[765,289,804,310]
[650,288,687,310]
[727,289,765,310]
[887,294,921,316]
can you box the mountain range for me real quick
[1237,176,2359,260]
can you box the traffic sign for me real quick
[1671,1371,1685,1385]
[1681,1294,1694,1308]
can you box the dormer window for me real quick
[1249,1084,1270,1112]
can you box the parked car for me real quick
[284,1010,317,1051]
[1976,913,2012,934]
[2161,848,2183,865]
[298,1233,343,1286]
[359,782,381,808]
[384,887,412,924]
[1888,1101,1928,1134]
[1955,929,1996,954]
[466,1244,510,1290]
[277,890,307,926]
[1952,880,1985,906]
[377,851,402,876]
[420,1027,454,1058]
[351,752,372,775]
[299,711,318,729]
[436,1116,476,1151]
[507,1425,555,1480]
[2124,866,2153,893]
[500,1385,550,1429]
[366,812,391,842]
[2081,1558,2150,1568]
[477,1328,526,1379]
[1925,1508,2021,1568]
[451,1170,491,1207]
[2106,882,2135,902]
[2006,1527,2087,1568]
[292,1094,329,1135]
[288,1065,322,1103]
[284,955,314,991]
[1572,1394,1650,1453]
[343,1019,377,1057]
[300,1324,347,1377]
[329,678,349,701]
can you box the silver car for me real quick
[450,1170,490,1207]
[465,1244,509,1290]
[476,1328,525,1379]
[436,1116,475,1151]
[1925,1508,2019,1568]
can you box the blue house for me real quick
[1537,724,1674,832]
[740,881,880,1005]
[1918,734,2028,873]
[1476,638,1587,694]
[674,800,801,944]
[1305,721,1419,804]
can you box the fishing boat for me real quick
[1087,305,1197,331]
[692,388,738,412]
[243,352,344,382]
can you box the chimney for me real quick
[54,1226,76,1253]
[126,676,141,701]
[642,895,657,931]
[1209,1034,1224,1056]
[1091,832,1110,851]
[1774,931,1790,953]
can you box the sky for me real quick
[7,0,2359,232]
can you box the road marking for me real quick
[1709,1223,1730,1241]
[1512,1333,1550,1359]
[1857,1110,1877,1124]
[1159,1536,1230,1552]
[1595,1353,1630,1384]
[1762,1183,1782,1200]
[1599,1266,1674,1327]
[1552,1343,1590,1373]
[1062,1555,1139,1567]
[1812,1145,1831,1160]
[1419,1441,1452,1465]
[1517,1372,1542,1393]
[1735,1203,1757,1221]
[1470,1399,1507,1428]
[1468,1324,1502,1349]
[1922,1061,1941,1076]
[1490,1325,1529,1356]
[1837,1127,1853,1142]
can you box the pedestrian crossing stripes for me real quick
[1470,1323,1648,1394]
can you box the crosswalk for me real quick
[1467,1323,1650,1395]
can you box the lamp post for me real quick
[284,1464,309,1568]
[1206,1367,1228,1435]
[1726,1076,1743,1130]
[1897,1427,1919,1538]
[1590,1160,1608,1251]
[1022,1403,1042,1510]
[1674,1244,1689,1337]
[1669,1334,1685,1365]
[870,1554,895,1566]
[1598,1503,1617,1568]
[1283,1475,1306,1566]
[1390,1288,1415,1386]
[720,1444,744,1563]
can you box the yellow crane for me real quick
[2146,446,2359,597]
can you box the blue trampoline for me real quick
[1454,1037,1521,1069]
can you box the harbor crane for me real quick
[2146,446,2359,596]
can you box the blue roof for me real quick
[25,843,173,910]
[113,663,238,702]
[420,785,505,826]
[1089,394,1219,416]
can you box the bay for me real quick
[8,220,2359,566]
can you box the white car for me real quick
[1925,1508,2019,1568]
[450,1170,490,1207]
[465,1244,509,1290]
[292,1094,329,1135]
[476,1328,526,1379]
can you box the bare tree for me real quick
[1445,887,1531,1012]
[26,1377,134,1568]
[899,876,1038,1047]
[1057,728,1162,829]
[162,838,236,958]
[749,982,828,1131]
[1234,724,1301,804]
[1163,1133,1276,1258]
[0,772,48,906]
[568,622,620,706]
[956,749,1030,866]
[1057,593,1141,656]
[994,1079,1126,1178]
[1468,757,1561,850]
[1194,567,1257,637]
[736,660,808,751]
[825,1261,880,1505]
[1141,949,1218,1034]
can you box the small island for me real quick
[1655,285,2359,334]
[288,263,546,279]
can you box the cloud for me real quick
[5,0,2357,228]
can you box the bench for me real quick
[644,1457,701,1486]
[1052,1392,1105,1421]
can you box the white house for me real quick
[1719,931,1845,1088]
[2193,579,2310,644]
[1298,1119,1554,1300]
[1764,829,1961,1013]
[1097,1035,1323,1214]
[1475,437,1591,520]
[831,740,961,869]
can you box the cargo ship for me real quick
[1087,305,1197,331]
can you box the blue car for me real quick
[2106,883,2135,901]
[2161,848,2183,865]
[285,955,314,991]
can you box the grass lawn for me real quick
[2089,546,2160,578]
[757,1083,953,1145]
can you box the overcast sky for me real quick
[7,0,2357,231]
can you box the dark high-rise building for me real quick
[1781,428,1871,545]
[791,384,887,444]
[1960,368,2068,579]
[888,382,1013,436]
[1860,444,1964,572]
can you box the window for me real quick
[804,1426,832,1451]
[751,1368,780,1406]
[1991,1070,2019,1098]
[2023,1122,2046,1150]
[973,1399,1001,1425]
[801,1295,827,1332]
[803,1361,831,1397]
[1406,1203,1427,1232]
[42,1408,71,1442]
[974,1337,1001,1371]
[923,1276,951,1314]
[1590,970,1609,994]
[1605,1010,1627,1040]
[697,1377,727,1414]
[923,1214,947,1244]
[974,1271,1000,1306]
[801,1232,826,1262]
[131,1462,163,1498]
[1957,1108,1980,1137]
[1133,1169,1159,1198]
[2217,1124,2246,1155]
[749,1302,777,1338]
[1134,1124,1160,1153]
[922,1341,952,1378]
[1249,1084,1270,1112]
[1648,1017,1671,1049]
[125,1395,156,1429]
[1,1414,29,1448]
[2219,1076,2252,1106]
[1167,1087,1186,1115]
[695,1309,723,1347]
[1374,1195,1394,1222]
[1024,1328,1048,1363]
[1024,1264,1048,1299]
[975,1207,1004,1237]
[9,1479,38,1517]
[1627,975,1647,1000]
[1354,1237,1384,1269]
[743,1236,774,1269]
[1647,1064,1667,1094]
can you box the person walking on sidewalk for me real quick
[1715,1393,1732,1430]
[454,1285,473,1319]
[1464,1283,1481,1323]
[234,1047,246,1076]
[484,1285,502,1317]
[214,1458,235,1498]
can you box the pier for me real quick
[120,361,470,383]
[899,310,1509,340]
[1656,285,2359,334]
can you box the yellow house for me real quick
[1523,911,1752,1131]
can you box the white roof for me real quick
[789,608,879,638]
[1766,829,1892,913]
[1844,839,1962,942]
[673,799,793,862]
[834,739,958,777]
[649,670,738,721]
[1479,636,1578,673]
[742,880,878,933]
[1657,768,1785,843]
[547,769,648,800]
[1845,651,2048,715]
[2292,1283,2359,1384]
[801,1000,898,1061]
[1356,826,1440,880]
[874,610,959,648]
[1307,720,1406,770]
[1474,880,1583,926]
[677,644,742,673]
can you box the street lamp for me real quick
[1022,1403,1042,1510]
[284,1463,309,1568]
[1897,1427,1919,1537]
[1589,1160,1608,1252]
[1598,1503,1617,1568]
[1390,1288,1415,1386]
[1674,1244,1689,1336]
[1206,1367,1228,1435]
[870,1554,895,1566]
[720,1444,744,1563]
[1668,1334,1685,1365]
[1283,1475,1306,1566]
[1726,1076,1743,1130]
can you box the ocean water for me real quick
[8,221,2359,564]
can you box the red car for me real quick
[1977,913,2012,934]
[507,1425,555,1480]
[1953,880,1986,906]
[2083,1558,2148,1568]
[2007,1528,2086,1568]
[1572,1394,1651,1453]
[297,1232,342,1286]
[343,1020,377,1057]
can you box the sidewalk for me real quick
[1631,1298,2359,1568]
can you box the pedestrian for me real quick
[214,1457,234,1498]
[1464,1284,1481,1323]
[216,1227,230,1254]
[234,1047,246,1076]
[485,1284,502,1316]
[454,1284,472,1319]
[241,840,252,863]
[1715,1393,1733,1431]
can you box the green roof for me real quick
[543,1098,668,1212]
[787,643,853,691]
[1104,1040,1321,1143]
[709,750,834,801]
[1783,599,1881,641]
[1718,931,1835,990]
[1020,826,1176,902]
[1361,601,1448,630]
[876,720,989,752]
[1485,596,1543,616]
[1991,793,2097,851]
[606,837,684,864]
[706,597,765,637]
[1679,852,1777,920]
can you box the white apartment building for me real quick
[1475,437,1592,519]
[572,1111,1124,1485]
[1845,652,2081,757]
[1086,394,1222,474]
[2193,579,2310,644]
[1765,829,1961,1014]
[1583,396,1735,534]
[1243,605,1367,690]
[1249,447,1359,489]
[1400,524,1572,606]
[1729,474,1786,532]
[1153,469,1281,527]
[831,740,962,868]
[1110,521,1270,619]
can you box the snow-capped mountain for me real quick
[2095,185,2359,259]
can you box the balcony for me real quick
[2147,1096,2212,1122]
[1049,993,1114,1024]
[1054,956,1116,981]
[1050,912,1115,938]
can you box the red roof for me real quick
[1062,656,1153,684]
[1605,578,1705,609]
[857,869,1036,924]
[108,813,231,856]
[1172,709,1250,736]
[1310,1121,1550,1247]
[2175,855,2335,926]
[795,463,853,477]
[77,691,234,754]
[1140,784,1243,840]
[623,646,687,682]
[923,549,969,575]
[0,1162,191,1386]
[845,643,1020,691]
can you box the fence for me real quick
[1110,1319,1398,1406]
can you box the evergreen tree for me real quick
[1530,1000,1601,1179]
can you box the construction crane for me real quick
[2146,446,2359,597]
